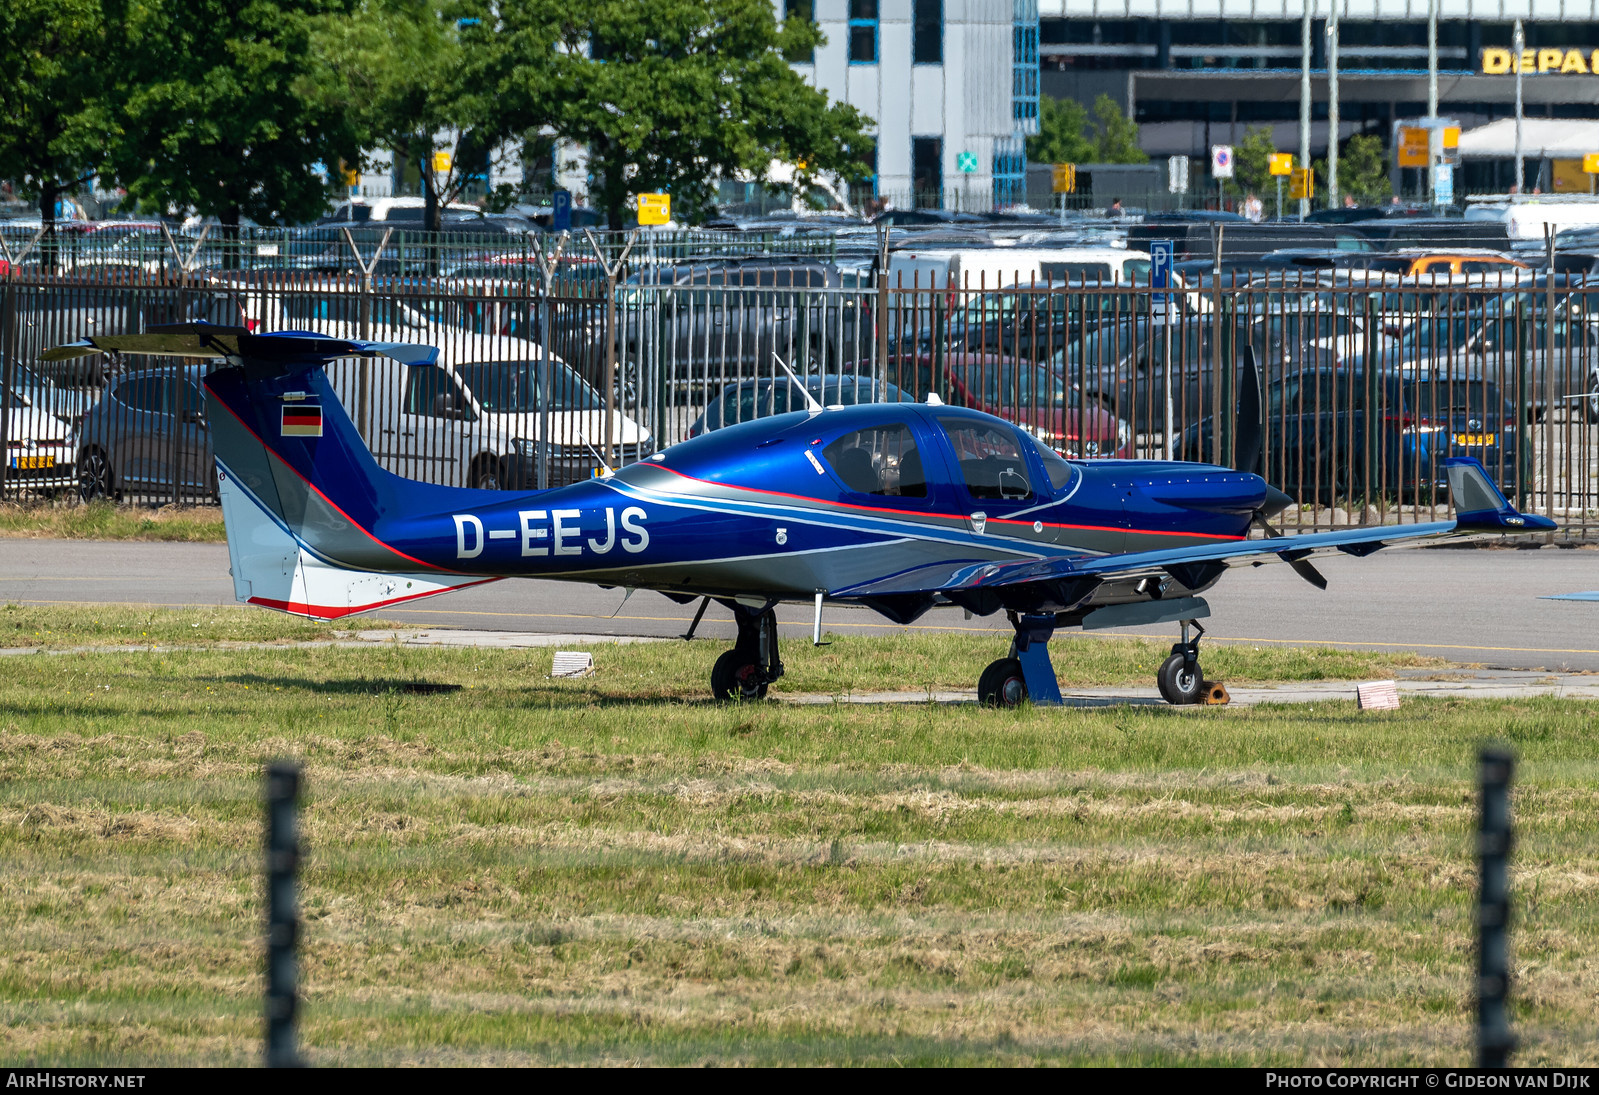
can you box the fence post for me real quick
[583,229,638,474]
[265,760,304,1068]
[0,277,15,501]
[342,227,392,444]
[874,226,890,386]
[1476,745,1515,1069]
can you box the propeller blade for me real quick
[1233,343,1264,476]
[1252,513,1329,590]
[1287,557,1329,590]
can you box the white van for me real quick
[208,281,651,488]
[886,247,1206,314]
[322,196,482,224]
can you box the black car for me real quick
[1178,367,1531,502]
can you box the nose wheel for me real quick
[1157,620,1206,705]
[710,605,783,701]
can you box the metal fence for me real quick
[5,266,1599,539]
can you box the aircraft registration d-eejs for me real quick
[46,325,1557,706]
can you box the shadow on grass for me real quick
[210,673,463,696]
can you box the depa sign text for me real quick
[1481,47,1599,74]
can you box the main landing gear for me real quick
[710,606,784,701]
[978,613,1225,708]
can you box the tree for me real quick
[115,0,366,250]
[1226,125,1276,201]
[1027,94,1146,167]
[0,0,117,249]
[1313,134,1391,209]
[319,0,545,236]
[1339,133,1393,206]
[1089,95,1147,164]
[510,0,873,228]
[1027,97,1094,165]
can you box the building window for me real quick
[913,0,942,65]
[1012,0,1040,135]
[912,136,942,209]
[993,136,1026,209]
[848,0,878,64]
[783,0,814,64]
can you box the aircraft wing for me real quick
[834,458,1554,606]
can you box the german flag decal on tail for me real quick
[281,404,323,437]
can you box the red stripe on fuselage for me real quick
[248,578,500,619]
[206,378,470,574]
[647,463,1245,542]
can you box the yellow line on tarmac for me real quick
[12,598,1599,658]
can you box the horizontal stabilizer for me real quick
[218,461,496,621]
[42,322,439,370]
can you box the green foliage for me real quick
[115,0,365,236]
[317,0,545,233]
[1339,133,1393,206]
[1026,97,1094,165]
[510,0,873,227]
[1227,126,1277,200]
[1090,95,1147,164]
[0,0,117,231]
[1027,94,1147,167]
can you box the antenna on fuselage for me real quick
[772,353,823,413]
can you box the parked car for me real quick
[1177,367,1531,501]
[76,364,213,501]
[323,350,651,489]
[849,353,1134,460]
[5,362,91,424]
[612,257,866,387]
[3,380,77,495]
[687,375,915,437]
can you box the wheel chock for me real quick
[1201,681,1230,705]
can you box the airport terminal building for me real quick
[1041,0,1599,194]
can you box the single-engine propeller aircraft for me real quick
[45,324,1556,706]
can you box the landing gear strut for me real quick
[1157,619,1206,705]
[710,606,783,701]
[979,613,1065,708]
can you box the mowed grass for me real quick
[0,502,226,543]
[2,611,1596,1066]
[0,602,395,651]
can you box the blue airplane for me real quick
[44,324,1556,706]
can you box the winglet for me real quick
[1446,457,1557,533]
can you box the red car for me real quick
[852,353,1134,460]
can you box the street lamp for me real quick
[1327,1,1340,208]
[1513,19,1525,195]
[1299,0,1312,219]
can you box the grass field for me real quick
[2,607,1596,1066]
[0,502,225,542]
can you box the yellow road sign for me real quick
[1397,127,1429,168]
[1289,167,1314,201]
[637,192,671,226]
[430,151,452,173]
[1051,163,1077,193]
[1584,153,1599,174]
[1268,153,1294,177]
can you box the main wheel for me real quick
[1157,653,1204,705]
[78,447,116,501]
[978,657,1028,708]
[711,649,768,702]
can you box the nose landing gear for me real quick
[710,605,784,701]
[1157,619,1207,705]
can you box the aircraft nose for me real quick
[1261,484,1295,519]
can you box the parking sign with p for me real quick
[1150,239,1173,306]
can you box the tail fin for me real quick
[50,325,501,620]
[204,338,502,620]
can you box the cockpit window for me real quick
[937,417,1035,501]
[1028,435,1077,492]
[822,423,927,498]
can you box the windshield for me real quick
[456,360,603,412]
[1059,324,1141,370]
